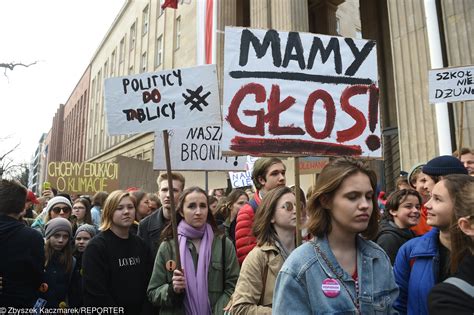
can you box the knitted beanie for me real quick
[45,196,73,215]
[45,217,72,240]
[74,224,97,239]
[422,155,468,177]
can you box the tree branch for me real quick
[1,61,38,77]
[0,142,20,161]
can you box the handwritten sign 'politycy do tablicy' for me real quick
[222,27,381,157]
[104,64,222,135]
[153,126,247,171]
[429,65,474,103]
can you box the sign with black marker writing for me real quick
[104,64,221,134]
[429,65,474,103]
[153,126,247,171]
[228,156,259,188]
[221,27,381,157]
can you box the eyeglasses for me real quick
[281,201,296,212]
[51,206,72,214]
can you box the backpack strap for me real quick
[444,277,474,298]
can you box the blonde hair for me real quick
[100,190,135,231]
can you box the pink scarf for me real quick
[178,220,214,315]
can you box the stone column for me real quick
[251,0,309,31]
[216,0,237,100]
[309,0,344,35]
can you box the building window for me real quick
[141,52,147,73]
[96,71,101,100]
[130,22,136,51]
[119,37,125,63]
[158,0,164,17]
[103,61,108,79]
[142,5,149,35]
[111,49,116,76]
[175,16,181,50]
[155,35,163,67]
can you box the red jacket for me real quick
[235,191,261,265]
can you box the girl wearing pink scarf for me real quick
[147,187,240,315]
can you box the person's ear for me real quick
[257,175,266,187]
[320,194,331,210]
[389,209,398,217]
[458,217,474,237]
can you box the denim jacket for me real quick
[273,235,399,314]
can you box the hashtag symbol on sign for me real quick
[182,86,211,112]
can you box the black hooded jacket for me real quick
[0,214,45,307]
[375,219,416,264]
[428,253,474,314]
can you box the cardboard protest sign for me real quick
[47,162,119,195]
[222,27,381,157]
[153,126,247,171]
[104,64,221,135]
[229,156,259,188]
[298,157,329,175]
[429,65,474,103]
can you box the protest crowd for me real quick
[1,149,473,315]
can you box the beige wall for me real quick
[80,0,473,191]
[86,0,197,163]
[387,0,474,171]
[387,0,439,170]
[441,0,474,149]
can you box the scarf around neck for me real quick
[177,220,214,315]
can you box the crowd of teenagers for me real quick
[0,148,473,314]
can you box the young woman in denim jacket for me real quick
[273,157,399,314]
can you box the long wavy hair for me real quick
[252,186,295,246]
[305,157,380,240]
[444,174,474,273]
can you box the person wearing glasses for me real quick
[71,197,94,236]
[229,186,296,314]
[31,196,73,237]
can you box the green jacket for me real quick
[147,234,240,315]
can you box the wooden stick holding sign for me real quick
[457,101,465,156]
[163,130,181,270]
[294,157,303,247]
